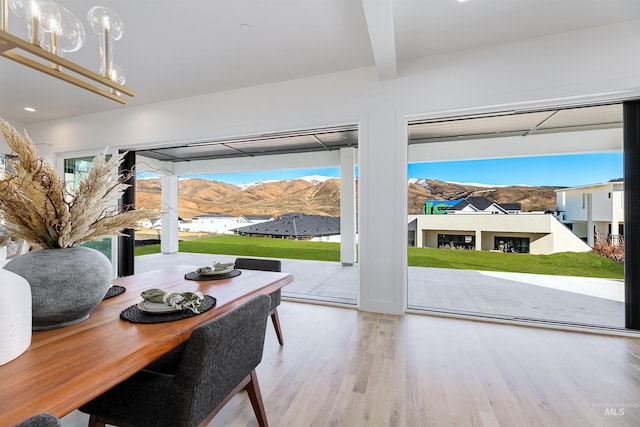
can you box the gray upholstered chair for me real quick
[234,257,284,345]
[79,294,272,427]
[15,413,61,427]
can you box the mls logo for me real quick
[605,407,625,416]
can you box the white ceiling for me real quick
[2,0,640,125]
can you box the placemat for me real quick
[120,295,216,324]
[184,269,242,281]
[103,285,126,300]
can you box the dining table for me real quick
[0,264,293,426]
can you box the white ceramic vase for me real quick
[0,269,32,366]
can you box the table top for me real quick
[0,265,293,425]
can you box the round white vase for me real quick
[0,269,32,366]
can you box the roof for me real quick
[447,196,520,213]
[449,197,493,211]
[554,181,625,192]
[192,213,236,219]
[233,213,340,238]
[243,215,274,221]
[500,203,522,211]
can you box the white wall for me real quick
[21,21,640,315]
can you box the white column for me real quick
[358,107,407,315]
[161,175,179,254]
[586,193,594,246]
[340,147,357,265]
[475,229,482,251]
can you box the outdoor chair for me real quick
[234,257,284,345]
[15,413,61,427]
[79,294,272,427]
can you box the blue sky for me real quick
[171,152,623,187]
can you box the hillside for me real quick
[408,179,562,214]
[136,177,561,219]
[136,177,342,219]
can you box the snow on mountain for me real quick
[236,180,279,190]
[237,175,334,189]
[300,175,335,184]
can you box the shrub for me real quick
[593,229,624,264]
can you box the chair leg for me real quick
[246,369,269,427]
[270,309,284,345]
[87,414,106,427]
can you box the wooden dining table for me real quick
[0,264,293,426]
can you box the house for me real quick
[408,212,590,254]
[445,196,522,214]
[233,213,340,241]
[180,213,274,234]
[423,199,464,214]
[555,180,624,246]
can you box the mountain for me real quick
[407,179,562,214]
[136,177,561,219]
[136,177,342,219]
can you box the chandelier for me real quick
[0,0,135,104]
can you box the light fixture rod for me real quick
[102,27,110,78]
[0,28,135,102]
[1,0,7,32]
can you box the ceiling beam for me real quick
[361,0,397,80]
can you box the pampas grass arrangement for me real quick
[0,118,156,249]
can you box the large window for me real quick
[437,234,475,250]
[493,236,530,253]
[64,155,113,261]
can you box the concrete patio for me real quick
[135,252,625,329]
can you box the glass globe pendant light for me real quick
[9,0,59,46]
[41,4,84,70]
[87,6,123,81]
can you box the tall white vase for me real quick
[0,269,32,366]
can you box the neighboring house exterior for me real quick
[408,213,591,254]
[410,196,590,254]
[445,196,522,214]
[555,180,624,246]
[180,213,274,234]
[423,199,464,214]
[233,213,340,241]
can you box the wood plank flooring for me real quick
[211,302,640,427]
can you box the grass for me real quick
[407,247,624,279]
[135,235,624,279]
[135,235,341,262]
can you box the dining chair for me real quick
[234,257,284,345]
[15,413,61,427]
[79,294,272,427]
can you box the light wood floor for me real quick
[210,302,640,427]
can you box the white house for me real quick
[180,214,274,234]
[555,181,624,246]
[408,212,590,255]
[445,196,521,215]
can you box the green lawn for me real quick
[135,235,624,279]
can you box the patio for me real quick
[135,252,625,329]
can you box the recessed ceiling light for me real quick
[240,24,251,31]
[24,107,36,112]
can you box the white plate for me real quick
[196,266,234,276]
[137,301,180,314]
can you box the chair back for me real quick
[234,258,282,310]
[235,257,281,272]
[159,294,271,426]
[15,413,61,427]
